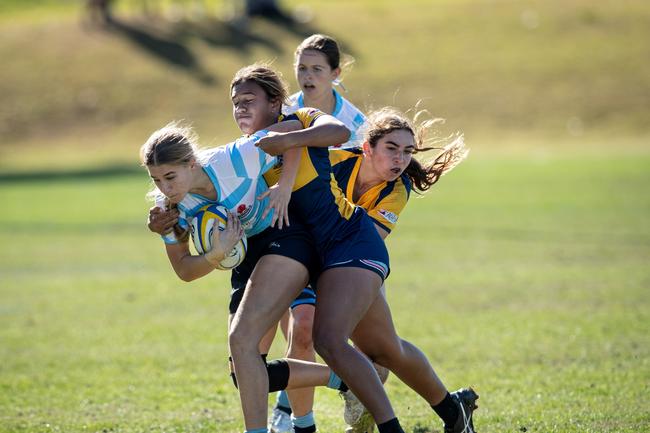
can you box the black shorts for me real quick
[229,220,320,315]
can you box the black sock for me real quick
[276,404,291,415]
[377,417,405,433]
[432,392,458,427]
[294,426,316,433]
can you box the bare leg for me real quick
[313,267,396,424]
[259,320,279,355]
[286,304,316,417]
[229,255,308,430]
[351,290,448,405]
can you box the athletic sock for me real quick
[431,392,459,427]
[244,429,268,433]
[377,417,405,433]
[292,411,316,433]
[275,390,292,414]
[326,371,348,392]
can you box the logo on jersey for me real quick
[377,209,398,224]
[236,203,253,222]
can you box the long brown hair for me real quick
[364,107,468,193]
[140,122,199,243]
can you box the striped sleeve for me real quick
[231,131,278,178]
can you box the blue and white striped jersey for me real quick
[283,88,366,149]
[158,130,277,244]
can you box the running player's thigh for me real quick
[233,254,309,336]
[314,267,382,337]
[350,290,401,359]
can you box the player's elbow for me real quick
[175,268,198,282]
[331,124,350,146]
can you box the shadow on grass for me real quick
[107,17,216,85]
[88,9,339,83]
[0,164,143,183]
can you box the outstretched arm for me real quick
[256,114,350,156]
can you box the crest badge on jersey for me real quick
[377,209,398,224]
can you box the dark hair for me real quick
[364,107,469,193]
[295,34,341,70]
[230,63,289,107]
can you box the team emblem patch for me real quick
[236,203,252,219]
[377,209,398,224]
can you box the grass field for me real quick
[1,0,649,432]
[2,151,648,432]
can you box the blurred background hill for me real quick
[1,0,648,172]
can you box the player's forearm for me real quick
[165,244,215,281]
[278,147,302,190]
[283,123,350,149]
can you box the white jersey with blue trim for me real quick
[283,88,366,149]
[157,131,277,244]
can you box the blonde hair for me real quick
[230,63,290,107]
[140,122,199,167]
[140,121,200,243]
[364,107,469,193]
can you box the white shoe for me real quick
[341,389,366,426]
[345,408,375,433]
[269,407,293,433]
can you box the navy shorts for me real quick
[229,220,320,315]
[319,208,390,281]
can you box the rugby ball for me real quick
[190,204,247,270]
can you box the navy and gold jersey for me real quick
[262,108,360,248]
[330,147,412,233]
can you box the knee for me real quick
[290,314,314,352]
[228,323,256,354]
[312,328,346,363]
[365,338,406,368]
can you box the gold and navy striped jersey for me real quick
[263,108,359,247]
[329,148,412,233]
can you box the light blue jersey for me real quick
[283,89,366,149]
[158,131,277,244]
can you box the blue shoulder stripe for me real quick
[353,112,366,127]
[202,166,221,199]
[332,89,343,117]
[229,145,248,177]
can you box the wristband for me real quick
[160,231,178,244]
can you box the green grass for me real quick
[1,0,649,431]
[1,150,649,432]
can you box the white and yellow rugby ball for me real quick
[190,204,247,270]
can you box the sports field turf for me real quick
[1,1,649,432]
[2,148,648,432]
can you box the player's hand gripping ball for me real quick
[190,204,247,270]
